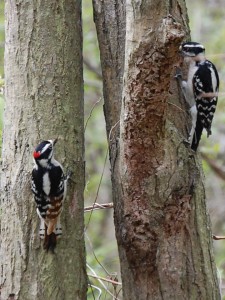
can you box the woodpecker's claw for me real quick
[174,67,183,79]
[65,170,72,181]
[183,139,190,147]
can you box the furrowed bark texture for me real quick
[94,0,220,299]
[0,1,87,299]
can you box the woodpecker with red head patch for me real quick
[176,42,219,151]
[31,139,68,251]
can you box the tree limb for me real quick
[84,202,113,212]
[83,57,102,79]
[201,152,225,181]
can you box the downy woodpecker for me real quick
[31,139,68,251]
[177,42,219,151]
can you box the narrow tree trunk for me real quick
[92,0,126,275]
[0,1,87,299]
[94,1,220,299]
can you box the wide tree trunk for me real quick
[0,1,86,299]
[93,1,220,299]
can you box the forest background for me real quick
[0,0,225,298]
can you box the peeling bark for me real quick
[94,0,220,299]
[0,1,87,299]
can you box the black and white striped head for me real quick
[33,139,57,166]
[179,42,205,57]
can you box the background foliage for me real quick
[1,0,225,298]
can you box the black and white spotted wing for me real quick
[193,60,219,135]
[31,165,65,219]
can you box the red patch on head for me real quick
[33,151,41,159]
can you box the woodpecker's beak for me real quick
[53,138,58,145]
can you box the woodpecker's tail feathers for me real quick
[190,119,204,151]
[39,218,62,251]
[47,219,57,235]
[205,126,212,137]
[44,232,57,252]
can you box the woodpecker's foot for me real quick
[174,67,183,79]
[65,169,72,181]
[183,139,190,147]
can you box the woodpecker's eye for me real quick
[184,47,190,52]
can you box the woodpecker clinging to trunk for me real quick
[31,139,68,251]
[176,42,219,151]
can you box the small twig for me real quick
[83,57,102,79]
[213,235,225,240]
[86,233,111,276]
[88,282,97,300]
[88,274,122,286]
[84,120,119,233]
[167,101,186,113]
[84,202,113,212]
[88,284,101,300]
[202,154,225,241]
[84,147,109,233]
[87,264,121,300]
[201,152,225,182]
[207,53,225,58]
[109,121,120,142]
[216,92,225,97]
[85,97,102,132]
[84,79,102,89]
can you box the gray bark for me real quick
[93,0,220,299]
[0,1,87,299]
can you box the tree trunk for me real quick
[93,1,220,299]
[0,1,87,299]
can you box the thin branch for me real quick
[109,121,120,142]
[207,53,225,58]
[85,233,111,276]
[84,79,102,89]
[167,101,187,113]
[87,264,121,300]
[201,152,225,182]
[202,153,225,241]
[84,120,119,232]
[88,283,97,300]
[84,202,113,212]
[84,147,109,232]
[88,284,101,300]
[88,274,122,286]
[213,235,225,240]
[85,97,102,132]
[83,57,102,79]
